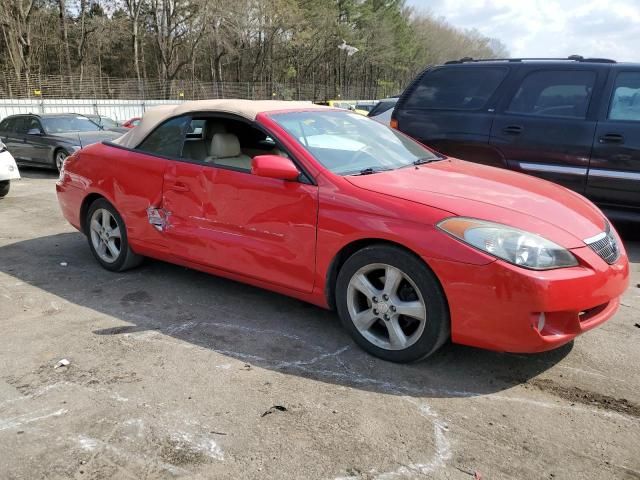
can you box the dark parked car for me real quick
[368,97,398,125]
[392,56,640,221]
[367,97,398,117]
[0,113,122,171]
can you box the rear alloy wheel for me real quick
[55,149,69,172]
[86,198,143,272]
[336,245,450,362]
[0,180,9,198]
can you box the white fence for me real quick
[0,99,184,123]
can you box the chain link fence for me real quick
[0,73,399,102]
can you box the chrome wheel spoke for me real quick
[386,318,408,348]
[90,219,101,234]
[352,308,377,332]
[383,265,403,297]
[395,300,426,321]
[97,239,108,257]
[101,209,110,228]
[106,239,119,258]
[351,272,380,300]
[109,226,121,240]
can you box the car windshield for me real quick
[99,117,119,128]
[271,111,441,175]
[41,116,102,133]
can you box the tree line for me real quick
[0,0,508,100]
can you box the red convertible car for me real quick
[56,100,629,362]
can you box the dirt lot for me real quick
[1,170,639,480]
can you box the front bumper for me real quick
[427,238,630,353]
[0,150,20,181]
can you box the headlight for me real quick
[437,217,578,270]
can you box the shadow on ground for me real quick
[613,221,640,263]
[0,231,585,399]
[14,166,59,179]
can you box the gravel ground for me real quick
[1,170,639,480]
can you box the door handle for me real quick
[599,133,624,144]
[502,125,523,135]
[169,182,189,192]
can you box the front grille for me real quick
[584,224,620,264]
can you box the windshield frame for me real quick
[268,109,443,176]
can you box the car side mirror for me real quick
[27,128,42,135]
[251,155,300,181]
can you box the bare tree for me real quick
[0,0,37,83]
[57,0,73,80]
[123,0,145,92]
[77,0,99,86]
[149,0,207,98]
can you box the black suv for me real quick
[392,56,640,221]
[0,113,122,171]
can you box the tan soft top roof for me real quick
[113,99,331,149]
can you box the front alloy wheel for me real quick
[347,263,427,351]
[336,245,450,362]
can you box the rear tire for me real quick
[86,198,143,272]
[0,180,9,198]
[336,245,450,363]
[54,149,69,172]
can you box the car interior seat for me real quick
[205,133,253,170]
[182,122,227,161]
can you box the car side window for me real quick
[404,67,507,110]
[506,70,596,119]
[180,117,291,173]
[26,117,42,133]
[14,117,28,134]
[0,118,11,131]
[136,115,190,158]
[608,72,640,121]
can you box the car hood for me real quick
[345,158,606,248]
[54,130,123,147]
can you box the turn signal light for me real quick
[390,118,398,129]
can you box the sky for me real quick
[406,0,640,62]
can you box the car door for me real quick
[489,68,605,193]
[23,116,50,165]
[587,70,640,212]
[162,116,319,293]
[394,65,509,168]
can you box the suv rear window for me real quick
[506,70,596,119]
[404,67,507,110]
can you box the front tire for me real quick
[0,180,9,198]
[86,198,143,272]
[336,245,450,363]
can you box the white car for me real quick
[0,140,20,198]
